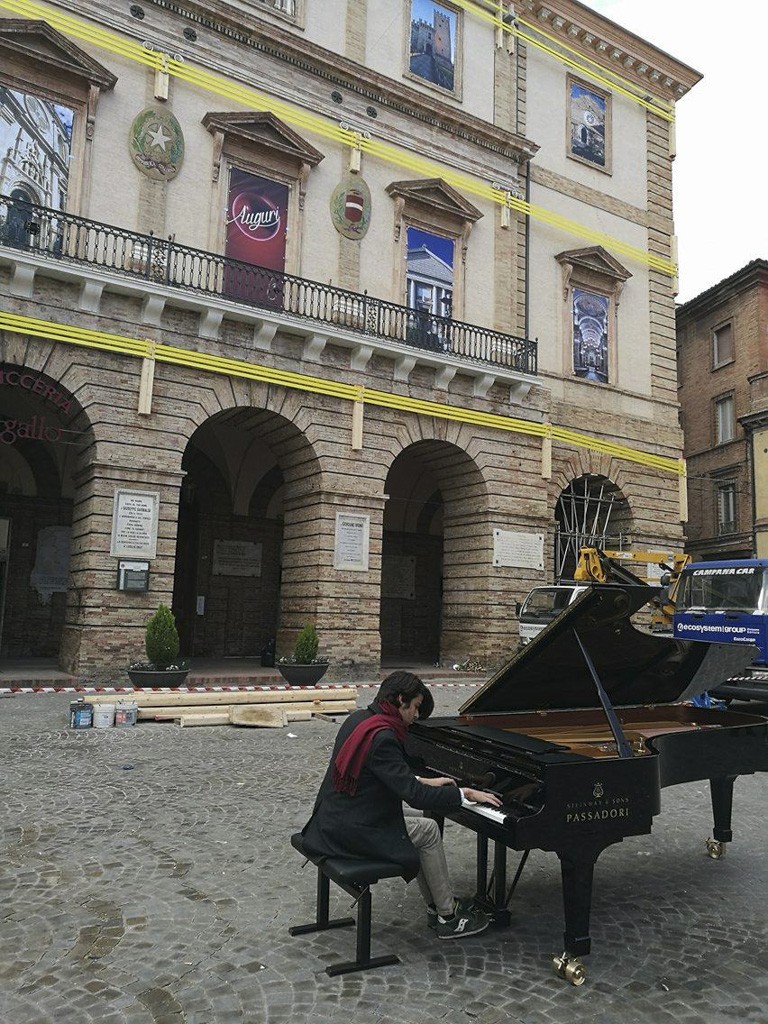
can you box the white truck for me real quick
[516,547,685,645]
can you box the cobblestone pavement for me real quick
[3,688,768,1024]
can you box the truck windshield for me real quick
[520,587,577,621]
[677,568,766,614]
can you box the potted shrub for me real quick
[277,624,328,686]
[127,604,190,688]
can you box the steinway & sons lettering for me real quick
[565,794,630,824]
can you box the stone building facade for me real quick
[676,260,768,561]
[0,0,699,681]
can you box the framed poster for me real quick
[572,288,609,384]
[568,76,611,171]
[408,0,459,94]
[224,167,289,308]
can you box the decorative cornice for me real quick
[386,178,484,223]
[520,0,702,102]
[555,245,632,282]
[202,110,324,166]
[141,0,538,162]
[0,17,117,89]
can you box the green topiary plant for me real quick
[145,603,180,669]
[292,623,320,664]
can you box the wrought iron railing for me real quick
[0,194,537,375]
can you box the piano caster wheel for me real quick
[553,952,587,986]
[706,838,726,860]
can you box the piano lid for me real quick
[461,584,756,715]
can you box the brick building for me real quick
[676,260,768,561]
[0,0,699,681]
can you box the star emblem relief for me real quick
[147,124,171,151]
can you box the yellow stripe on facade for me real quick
[0,0,676,278]
[0,309,684,476]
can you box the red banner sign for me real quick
[224,168,289,307]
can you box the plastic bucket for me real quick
[93,703,115,728]
[114,701,138,727]
[69,700,93,729]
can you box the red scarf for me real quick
[333,701,408,795]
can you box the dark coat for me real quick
[301,704,462,881]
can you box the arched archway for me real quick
[381,440,489,665]
[554,474,633,579]
[0,363,92,661]
[171,406,321,659]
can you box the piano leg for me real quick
[473,835,512,926]
[707,775,737,858]
[557,843,608,959]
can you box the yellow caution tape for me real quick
[0,308,684,476]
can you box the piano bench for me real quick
[288,832,402,977]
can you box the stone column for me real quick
[278,488,385,681]
[60,459,184,680]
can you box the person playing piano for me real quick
[300,671,502,939]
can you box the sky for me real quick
[582,0,767,303]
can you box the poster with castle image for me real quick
[409,0,457,92]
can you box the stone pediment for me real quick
[386,178,483,223]
[202,111,324,167]
[555,246,631,282]
[0,19,117,89]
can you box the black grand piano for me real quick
[405,584,768,984]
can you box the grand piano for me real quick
[405,584,768,984]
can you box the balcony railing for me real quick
[0,194,537,376]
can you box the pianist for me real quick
[300,671,502,940]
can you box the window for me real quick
[406,0,462,98]
[386,177,481,328]
[567,75,612,174]
[555,246,631,387]
[712,323,734,367]
[717,483,737,536]
[715,394,735,444]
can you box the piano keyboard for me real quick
[464,801,508,825]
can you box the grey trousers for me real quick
[404,814,455,917]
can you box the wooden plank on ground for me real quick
[229,707,287,728]
[141,699,356,722]
[92,687,356,707]
[177,712,230,727]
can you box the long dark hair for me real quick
[375,671,434,719]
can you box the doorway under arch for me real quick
[0,364,91,662]
[171,407,319,659]
[381,439,489,665]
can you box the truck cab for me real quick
[673,559,768,700]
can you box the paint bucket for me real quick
[93,703,115,728]
[114,701,138,727]
[69,699,93,729]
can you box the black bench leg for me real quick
[325,887,400,977]
[289,867,355,937]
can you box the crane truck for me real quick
[516,547,688,645]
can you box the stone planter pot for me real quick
[127,668,190,688]
[277,662,329,687]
